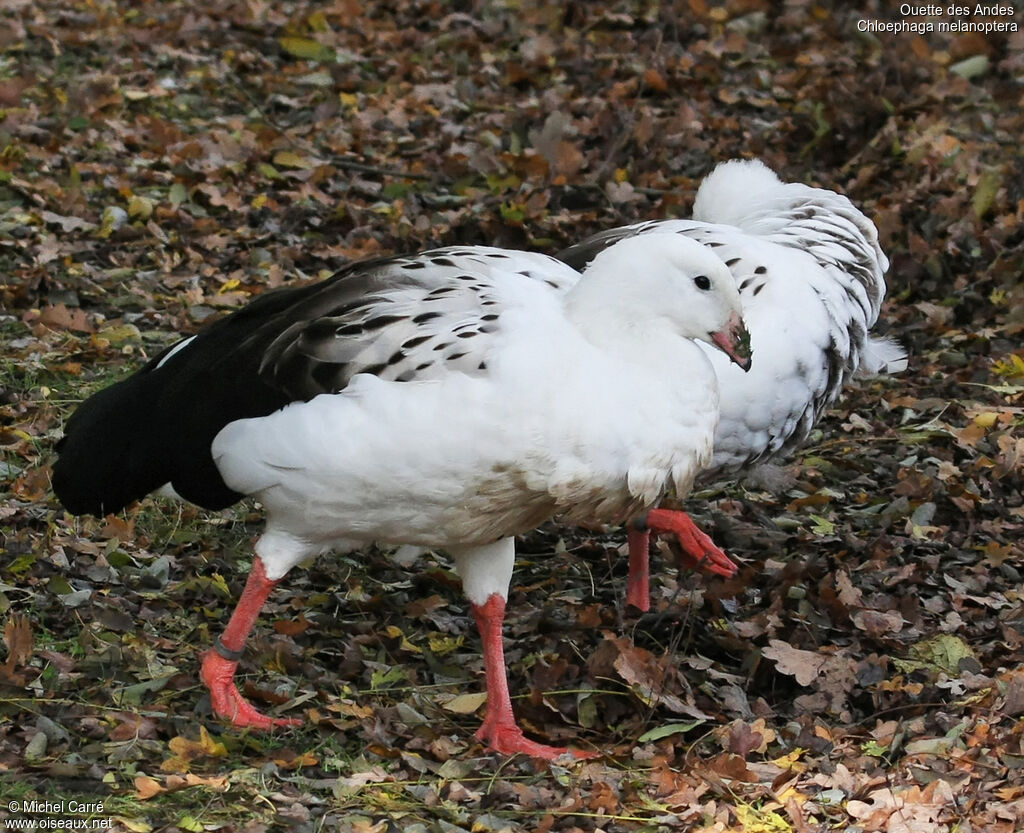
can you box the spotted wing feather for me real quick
[257,247,574,399]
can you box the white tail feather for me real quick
[858,335,908,376]
[692,159,783,227]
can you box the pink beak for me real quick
[710,312,752,371]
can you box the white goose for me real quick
[559,159,906,609]
[53,234,751,760]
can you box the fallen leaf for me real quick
[134,775,166,800]
[763,640,825,686]
[442,692,488,714]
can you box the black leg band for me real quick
[213,637,245,662]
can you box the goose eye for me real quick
[694,275,711,291]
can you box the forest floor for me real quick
[1,1,1023,831]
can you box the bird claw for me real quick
[200,649,301,730]
[644,508,739,578]
[476,721,597,760]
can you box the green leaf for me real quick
[369,665,406,691]
[499,202,526,223]
[809,514,836,535]
[47,575,74,595]
[5,553,36,576]
[949,54,989,80]
[257,162,282,180]
[909,634,977,676]
[860,740,889,757]
[636,720,705,743]
[382,182,411,199]
[168,183,188,207]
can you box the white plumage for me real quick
[53,233,751,759]
[558,159,906,607]
[212,241,740,575]
[562,159,905,478]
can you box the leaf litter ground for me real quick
[1,1,1023,831]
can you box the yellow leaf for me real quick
[0,427,30,441]
[328,700,376,719]
[442,692,488,714]
[117,818,153,832]
[733,803,793,833]
[199,726,227,756]
[167,726,227,763]
[97,323,142,345]
[273,150,318,170]
[427,633,463,656]
[384,625,422,653]
[127,195,155,220]
[973,411,999,428]
[776,784,806,804]
[972,166,1002,218]
[279,36,335,62]
[307,11,330,32]
[159,756,189,774]
[908,634,977,676]
[272,751,318,770]
[769,748,806,771]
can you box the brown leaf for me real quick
[274,614,312,636]
[3,614,33,669]
[707,752,753,782]
[109,714,160,742]
[850,609,905,637]
[613,640,665,690]
[2,615,33,684]
[404,594,447,617]
[728,721,764,758]
[269,749,318,770]
[134,775,165,800]
[98,515,134,540]
[36,304,94,333]
[1003,671,1024,716]
[586,781,619,814]
[835,570,863,607]
[13,465,51,502]
[762,640,824,686]
[643,68,669,93]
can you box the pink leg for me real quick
[200,557,302,729]
[626,524,652,612]
[472,593,597,760]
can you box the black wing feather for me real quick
[52,250,517,516]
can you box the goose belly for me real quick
[211,366,712,550]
